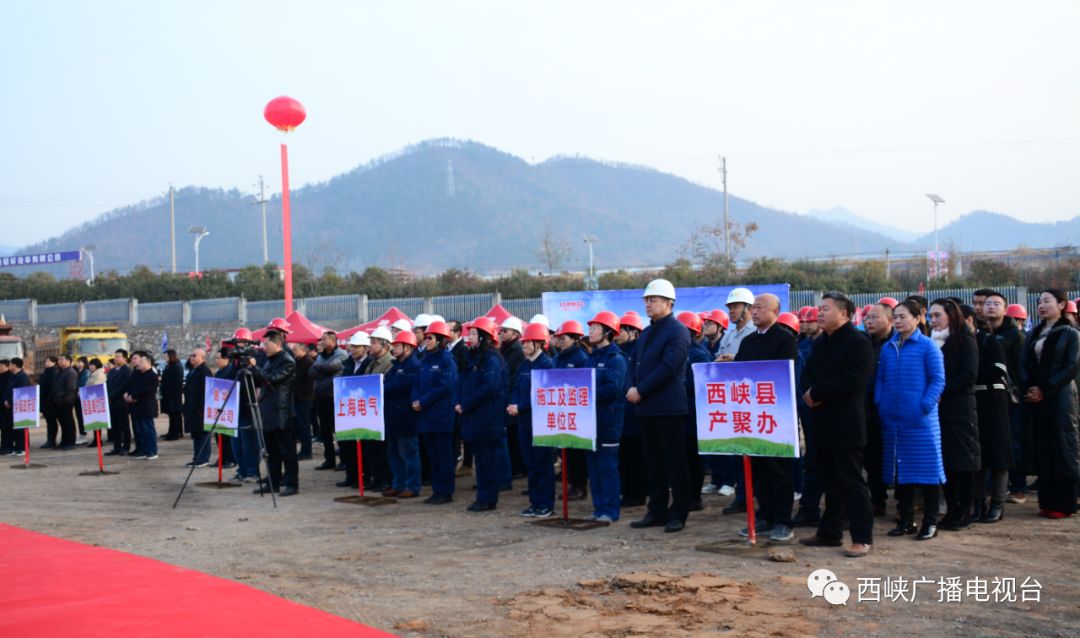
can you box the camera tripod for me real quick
[173,364,277,508]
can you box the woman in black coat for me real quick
[928,299,981,530]
[1020,289,1080,518]
[961,306,1013,523]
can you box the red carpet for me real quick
[0,524,394,637]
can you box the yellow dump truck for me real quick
[31,326,129,378]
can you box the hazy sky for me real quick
[2,1,1077,247]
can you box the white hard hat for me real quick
[643,278,676,300]
[726,287,755,306]
[428,314,445,325]
[390,318,413,332]
[501,316,524,334]
[348,331,371,347]
[528,314,550,329]
[413,314,432,328]
[370,326,393,343]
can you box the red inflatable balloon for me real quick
[264,96,306,132]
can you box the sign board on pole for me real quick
[203,377,240,437]
[78,383,111,431]
[530,368,596,451]
[13,385,40,429]
[333,375,385,441]
[693,360,799,458]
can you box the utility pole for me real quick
[719,156,730,264]
[254,176,269,264]
[169,185,177,273]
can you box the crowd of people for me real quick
[1,282,1077,558]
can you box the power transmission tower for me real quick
[169,184,177,273]
[254,176,269,264]
[719,157,730,264]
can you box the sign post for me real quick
[11,386,45,469]
[693,360,799,546]
[196,377,241,489]
[77,383,117,476]
[332,375,394,506]
[529,367,606,530]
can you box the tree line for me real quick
[0,253,1075,305]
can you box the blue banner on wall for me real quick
[0,251,82,268]
[541,284,790,328]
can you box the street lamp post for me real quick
[81,244,96,285]
[926,194,945,278]
[582,234,598,290]
[188,226,210,275]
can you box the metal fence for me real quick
[369,296,424,321]
[0,298,32,323]
[83,298,129,324]
[432,293,498,322]
[501,297,543,320]
[245,300,285,327]
[138,301,184,326]
[189,297,240,324]
[37,302,79,326]
[303,294,363,324]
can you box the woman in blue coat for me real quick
[586,311,628,522]
[508,322,556,518]
[456,317,507,512]
[411,321,458,505]
[877,300,946,540]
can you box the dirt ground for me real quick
[3,418,1079,637]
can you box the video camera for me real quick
[222,338,260,364]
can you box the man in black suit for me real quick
[105,350,133,455]
[183,348,212,467]
[161,349,185,440]
[799,292,876,558]
[52,355,79,450]
[733,293,798,543]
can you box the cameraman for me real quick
[250,331,298,496]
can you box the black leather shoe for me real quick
[466,501,496,512]
[888,520,917,536]
[979,504,1004,524]
[103,449,122,456]
[629,514,666,529]
[40,441,56,449]
[791,510,821,527]
[279,486,299,497]
[314,461,334,470]
[972,500,986,522]
[722,502,747,515]
[663,520,685,533]
[424,494,453,505]
[687,500,704,512]
[916,520,937,540]
[336,480,358,488]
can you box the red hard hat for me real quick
[1005,304,1027,321]
[799,306,819,322]
[1068,301,1079,315]
[877,296,899,309]
[619,312,645,332]
[676,311,703,336]
[266,317,292,334]
[703,309,730,330]
[425,320,452,338]
[522,323,550,343]
[554,320,584,337]
[233,328,254,341]
[470,316,498,340]
[392,330,418,347]
[777,312,801,334]
[587,311,621,335]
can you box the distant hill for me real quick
[13,140,1060,275]
[806,207,923,243]
[913,210,1079,252]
